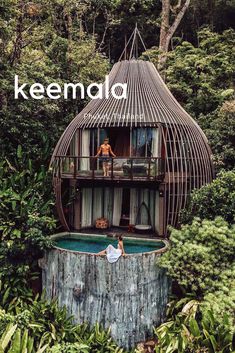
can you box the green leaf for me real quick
[189,318,201,337]
[2,287,10,306]
[0,324,18,350]
[21,329,28,353]
[17,146,22,159]
[36,344,48,353]
[8,329,21,353]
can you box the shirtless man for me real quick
[95,138,116,176]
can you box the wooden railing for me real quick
[52,156,165,181]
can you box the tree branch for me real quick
[167,0,190,42]
[170,0,182,14]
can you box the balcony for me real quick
[52,156,165,182]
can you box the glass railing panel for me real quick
[132,158,149,178]
[55,156,164,180]
[93,157,107,177]
[112,158,127,178]
[77,157,93,177]
[61,157,74,174]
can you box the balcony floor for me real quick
[60,172,164,182]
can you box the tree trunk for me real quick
[159,0,170,53]
[158,0,190,74]
[41,245,170,350]
[10,1,24,66]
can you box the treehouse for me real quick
[45,30,214,348]
[51,28,213,237]
[51,57,213,236]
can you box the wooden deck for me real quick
[60,172,164,182]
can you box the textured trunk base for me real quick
[41,249,170,349]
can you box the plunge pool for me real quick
[53,233,166,254]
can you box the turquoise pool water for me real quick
[54,235,165,254]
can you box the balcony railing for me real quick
[53,156,165,181]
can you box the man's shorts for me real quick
[100,155,110,162]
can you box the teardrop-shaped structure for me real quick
[51,59,214,235]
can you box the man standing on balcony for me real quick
[95,138,116,177]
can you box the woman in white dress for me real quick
[97,235,125,263]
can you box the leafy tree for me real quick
[203,100,235,171]
[180,169,235,224]
[0,0,109,164]
[165,28,235,117]
[159,217,235,295]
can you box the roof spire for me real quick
[118,24,150,61]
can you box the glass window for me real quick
[132,128,153,157]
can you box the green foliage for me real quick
[0,0,109,163]
[142,29,235,172]
[203,100,235,171]
[48,343,89,353]
[0,295,77,346]
[0,290,124,353]
[144,28,235,117]
[180,170,235,224]
[202,265,235,333]
[0,323,48,353]
[164,28,235,118]
[0,150,55,299]
[159,215,235,338]
[154,299,235,353]
[159,218,235,295]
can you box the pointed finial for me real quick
[118,24,150,61]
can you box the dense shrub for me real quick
[0,320,123,353]
[180,170,235,225]
[203,100,235,171]
[202,264,235,332]
[159,217,235,295]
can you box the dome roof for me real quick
[74,59,200,128]
[52,59,212,158]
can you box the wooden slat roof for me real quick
[52,59,211,157]
[74,59,199,128]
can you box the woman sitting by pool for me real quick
[97,235,125,263]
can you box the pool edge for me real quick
[50,232,169,256]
